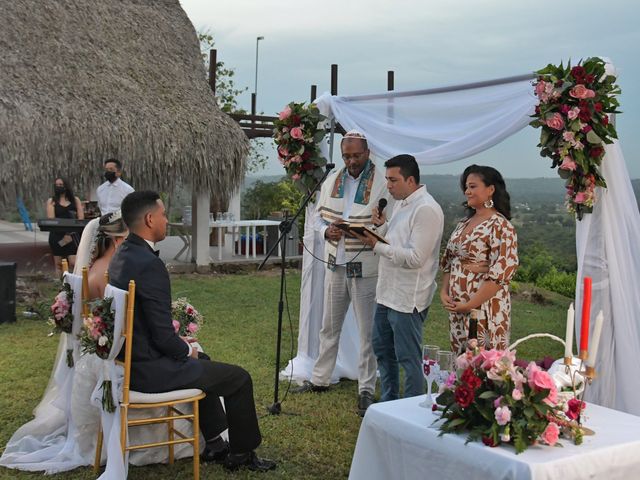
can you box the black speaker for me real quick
[0,262,17,323]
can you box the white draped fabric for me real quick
[0,272,85,473]
[288,68,640,415]
[280,202,360,384]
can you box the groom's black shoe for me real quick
[223,451,277,472]
[292,380,329,393]
[201,438,229,464]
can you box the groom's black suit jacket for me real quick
[108,233,203,392]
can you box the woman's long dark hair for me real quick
[52,177,76,205]
[460,165,512,220]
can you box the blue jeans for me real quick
[372,304,427,402]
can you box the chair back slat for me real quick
[121,280,136,406]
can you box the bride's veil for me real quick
[74,217,101,273]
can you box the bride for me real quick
[0,211,198,474]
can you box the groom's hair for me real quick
[121,191,161,229]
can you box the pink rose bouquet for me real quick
[79,297,116,412]
[48,281,74,334]
[273,102,328,193]
[171,297,204,338]
[530,57,621,220]
[435,348,583,453]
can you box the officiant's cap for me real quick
[344,130,367,140]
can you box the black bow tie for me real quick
[153,250,160,257]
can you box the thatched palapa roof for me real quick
[0,0,248,204]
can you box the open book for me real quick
[334,221,388,244]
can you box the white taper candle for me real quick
[564,303,575,359]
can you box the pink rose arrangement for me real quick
[171,297,204,338]
[435,348,584,453]
[273,102,328,193]
[79,297,116,412]
[48,281,74,334]
[530,57,621,220]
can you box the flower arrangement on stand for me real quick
[273,102,328,193]
[79,297,116,412]
[435,349,584,453]
[171,298,203,338]
[48,282,75,367]
[530,57,621,220]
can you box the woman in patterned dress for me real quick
[440,165,519,353]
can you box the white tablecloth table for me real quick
[349,395,640,480]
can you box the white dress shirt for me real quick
[96,178,134,215]
[373,185,444,313]
[313,171,361,265]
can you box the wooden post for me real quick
[387,71,395,91]
[251,93,257,116]
[208,49,217,94]
[310,85,317,102]
[331,64,338,95]
[387,70,395,123]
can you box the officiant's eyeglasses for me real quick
[342,152,366,160]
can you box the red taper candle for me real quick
[579,276,592,359]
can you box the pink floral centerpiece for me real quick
[435,348,584,453]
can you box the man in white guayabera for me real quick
[293,130,390,417]
[356,154,443,402]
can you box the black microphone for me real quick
[377,198,387,215]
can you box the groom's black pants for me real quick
[182,353,262,454]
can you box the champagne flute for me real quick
[437,351,454,391]
[419,345,440,408]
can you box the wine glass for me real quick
[437,351,454,390]
[419,345,440,408]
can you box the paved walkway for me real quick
[0,221,301,274]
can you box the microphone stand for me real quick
[258,162,335,415]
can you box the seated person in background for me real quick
[108,191,276,472]
[87,210,128,299]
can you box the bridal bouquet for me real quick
[79,297,116,412]
[530,57,621,219]
[171,298,203,338]
[273,102,328,193]
[435,349,584,453]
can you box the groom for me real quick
[108,191,275,472]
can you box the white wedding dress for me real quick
[0,219,197,475]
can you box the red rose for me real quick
[560,104,570,114]
[301,162,315,171]
[460,367,482,390]
[482,436,499,447]
[301,150,311,160]
[590,146,604,158]
[602,115,609,125]
[585,74,595,84]
[581,125,592,133]
[594,102,603,112]
[454,384,475,408]
[578,109,592,122]
[291,115,301,124]
[571,66,586,82]
[566,398,586,420]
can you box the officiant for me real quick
[293,130,389,417]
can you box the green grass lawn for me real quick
[0,271,569,479]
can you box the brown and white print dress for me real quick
[440,213,519,353]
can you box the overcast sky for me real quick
[179,0,640,179]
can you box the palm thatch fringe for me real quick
[0,0,248,206]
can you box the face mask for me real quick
[54,186,65,195]
[104,171,117,183]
